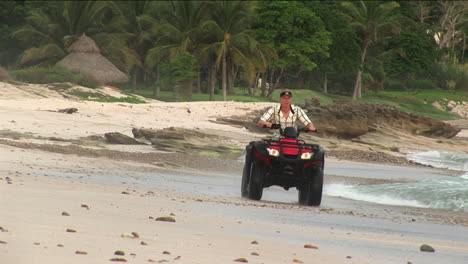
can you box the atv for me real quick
[241,126,325,206]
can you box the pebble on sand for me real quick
[293,259,304,263]
[140,241,148,245]
[61,211,70,216]
[110,257,127,262]
[121,233,136,239]
[420,244,435,252]
[114,250,125,256]
[234,258,248,263]
[0,240,7,244]
[81,204,90,210]
[251,240,258,245]
[131,232,140,238]
[75,250,87,255]
[304,244,318,249]
[155,216,176,223]
[66,228,77,233]
[250,252,259,256]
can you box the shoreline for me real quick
[1,84,467,263]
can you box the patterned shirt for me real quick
[260,104,312,129]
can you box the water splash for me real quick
[325,175,468,212]
[407,150,468,171]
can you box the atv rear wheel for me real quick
[241,149,253,198]
[298,166,323,206]
[247,161,264,200]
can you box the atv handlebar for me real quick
[264,124,317,133]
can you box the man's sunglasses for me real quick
[280,91,292,97]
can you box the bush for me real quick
[11,66,98,88]
[407,79,438,90]
[385,79,406,90]
[0,66,10,81]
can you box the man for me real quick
[257,89,316,131]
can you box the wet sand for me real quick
[1,145,468,264]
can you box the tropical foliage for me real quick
[1,0,467,101]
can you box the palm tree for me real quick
[199,0,258,101]
[100,1,160,93]
[145,1,209,99]
[13,1,116,66]
[341,1,400,99]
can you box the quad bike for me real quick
[241,126,325,206]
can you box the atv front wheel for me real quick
[247,161,264,200]
[298,166,323,206]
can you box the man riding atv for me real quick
[257,89,316,132]
[242,89,325,206]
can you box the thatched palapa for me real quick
[57,34,128,85]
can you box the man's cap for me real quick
[280,89,293,98]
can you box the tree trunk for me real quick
[260,72,267,97]
[153,64,160,98]
[323,72,328,94]
[268,68,284,98]
[352,40,370,100]
[131,68,137,93]
[222,51,227,101]
[209,66,216,101]
[251,71,260,96]
[196,70,201,94]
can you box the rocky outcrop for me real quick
[104,132,146,145]
[303,101,461,139]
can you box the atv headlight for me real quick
[301,152,312,159]
[267,148,280,157]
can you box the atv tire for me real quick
[247,161,264,200]
[298,166,323,206]
[241,148,253,198]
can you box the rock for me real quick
[420,244,435,252]
[234,258,248,263]
[304,244,318,249]
[0,240,7,244]
[250,252,259,256]
[140,241,147,246]
[110,257,127,262]
[250,240,258,245]
[66,228,77,233]
[57,108,78,114]
[163,251,171,255]
[155,216,176,223]
[293,259,304,263]
[75,250,87,255]
[302,101,461,139]
[81,204,90,210]
[114,250,125,256]
[104,132,146,145]
[61,211,70,216]
[57,244,64,247]
[121,233,135,239]
[131,232,139,238]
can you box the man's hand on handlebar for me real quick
[263,123,281,129]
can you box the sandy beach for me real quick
[1,82,467,264]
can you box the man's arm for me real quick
[257,107,275,128]
[297,107,316,131]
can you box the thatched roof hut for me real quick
[57,34,128,85]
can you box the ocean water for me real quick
[325,151,468,212]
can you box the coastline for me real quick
[1,83,467,263]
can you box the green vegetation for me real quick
[10,66,98,88]
[0,1,467,108]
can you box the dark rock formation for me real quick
[104,132,146,145]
